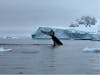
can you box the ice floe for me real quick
[83,47,100,53]
[0,47,12,52]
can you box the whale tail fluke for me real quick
[41,30,63,46]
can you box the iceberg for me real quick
[31,20,100,40]
[83,47,100,53]
[32,27,70,39]
[66,29,92,40]
[91,34,100,41]
[31,27,92,40]
[0,47,12,52]
[0,35,31,39]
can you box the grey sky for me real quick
[0,0,100,36]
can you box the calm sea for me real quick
[0,39,100,74]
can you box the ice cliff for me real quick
[32,21,100,40]
[32,27,70,39]
[31,27,94,40]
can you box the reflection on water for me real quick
[39,47,56,73]
[21,51,39,54]
[0,40,100,74]
[89,54,100,74]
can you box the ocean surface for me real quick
[0,38,100,74]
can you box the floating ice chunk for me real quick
[0,47,12,52]
[83,47,100,53]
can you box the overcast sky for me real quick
[0,0,100,36]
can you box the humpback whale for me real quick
[41,30,63,46]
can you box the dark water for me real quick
[0,39,100,74]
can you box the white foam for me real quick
[0,47,12,52]
[83,47,100,53]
